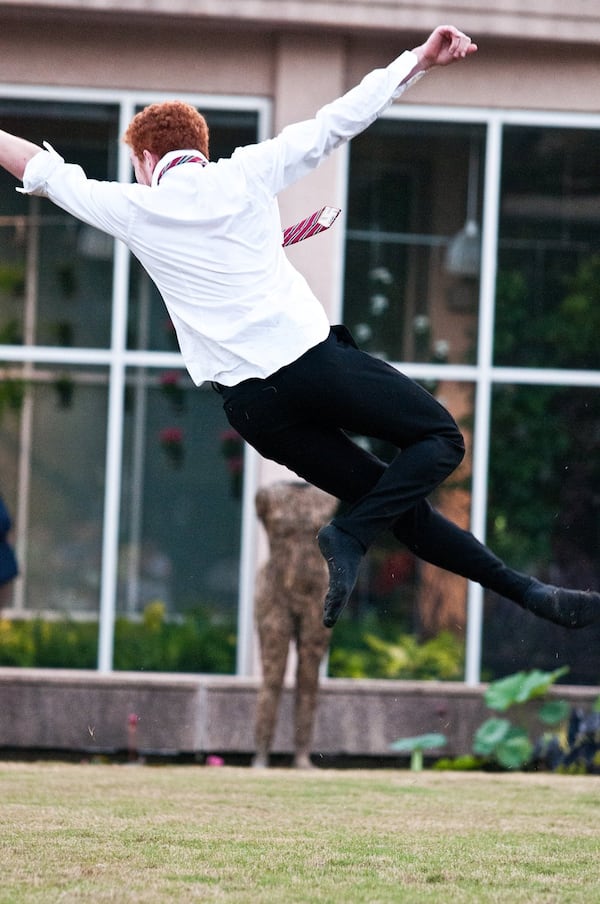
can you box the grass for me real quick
[0,763,598,903]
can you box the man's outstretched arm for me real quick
[0,131,43,181]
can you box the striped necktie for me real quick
[282,205,341,247]
[155,156,340,246]
[156,153,207,184]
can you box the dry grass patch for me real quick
[0,763,598,903]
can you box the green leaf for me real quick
[484,667,569,711]
[473,718,511,755]
[389,732,447,753]
[495,728,534,770]
[538,699,570,725]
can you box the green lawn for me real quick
[0,763,598,903]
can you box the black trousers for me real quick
[219,327,530,602]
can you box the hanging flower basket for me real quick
[159,370,185,413]
[53,374,75,409]
[220,428,244,499]
[159,426,184,468]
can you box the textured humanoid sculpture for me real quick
[252,481,337,768]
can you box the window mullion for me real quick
[97,100,134,672]
[465,115,503,686]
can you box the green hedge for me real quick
[0,601,236,673]
[0,601,464,680]
[328,618,464,680]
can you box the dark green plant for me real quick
[0,617,97,668]
[0,372,25,419]
[329,625,464,680]
[113,603,236,674]
[488,260,600,570]
[0,263,25,297]
[433,754,481,771]
[472,667,569,770]
[55,264,77,298]
[52,320,75,347]
[0,603,236,673]
[53,373,75,408]
[0,318,23,344]
[535,695,600,775]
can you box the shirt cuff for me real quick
[19,142,64,195]
[388,50,426,99]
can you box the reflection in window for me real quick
[0,99,254,674]
[344,119,484,365]
[483,384,600,685]
[496,126,600,369]
[4,366,109,615]
[0,100,119,351]
[327,380,474,682]
[120,370,242,627]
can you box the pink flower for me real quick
[159,427,184,468]
[160,370,181,387]
[220,428,242,457]
[206,755,225,767]
[159,426,183,446]
[159,370,185,412]
[219,428,243,497]
[226,455,244,476]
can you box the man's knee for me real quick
[449,429,466,466]
[438,420,465,471]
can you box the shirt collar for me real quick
[152,149,208,187]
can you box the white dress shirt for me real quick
[21,50,423,386]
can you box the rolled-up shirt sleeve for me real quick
[21,142,133,242]
[20,142,65,194]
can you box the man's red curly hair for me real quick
[123,100,209,161]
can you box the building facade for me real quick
[0,1,599,684]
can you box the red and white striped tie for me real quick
[282,206,341,247]
[156,153,207,184]
[156,157,340,246]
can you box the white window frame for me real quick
[0,83,271,672]
[345,103,600,684]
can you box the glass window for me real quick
[342,114,600,685]
[483,383,600,685]
[344,119,484,366]
[0,101,119,350]
[0,96,260,675]
[495,125,600,369]
[327,380,473,682]
[0,365,108,615]
[119,368,242,668]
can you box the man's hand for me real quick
[412,25,477,72]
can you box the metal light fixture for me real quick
[446,137,481,279]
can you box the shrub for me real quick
[329,624,464,680]
[0,603,236,673]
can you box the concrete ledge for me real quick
[10,1,600,45]
[0,668,597,759]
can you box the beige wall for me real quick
[1,12,598,117]
[1,3,599,109]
